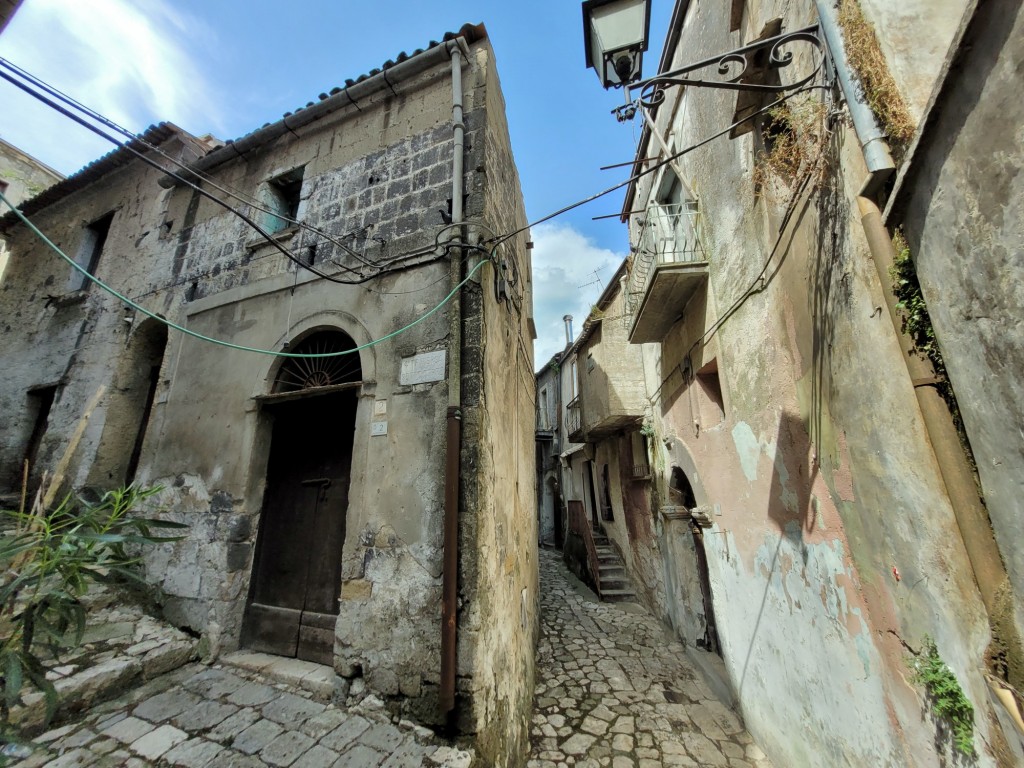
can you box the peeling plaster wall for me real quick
[458,43,538,768]
[891,0,1024,682]
[611,0,1008,764]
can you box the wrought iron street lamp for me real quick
[582,0,652,89]
[583,1,824,121]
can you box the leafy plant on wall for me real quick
[911,637,976,756]
[0,483,185,728]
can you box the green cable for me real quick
[0,189,488,358]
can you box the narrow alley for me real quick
[528,550,772,768]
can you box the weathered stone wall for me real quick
[0,35,538,752]
[578,289,647,433]
[0,139,61,207]
[889,0,1024,688]
[610,0,1008,764]
[457,42,538,768]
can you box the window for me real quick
[629,431,650,479]
[71,211,114,291]
[728,19,784,140]
[264,167,304,234]
[539,387,549,430]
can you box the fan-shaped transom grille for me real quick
[274,331,362,393]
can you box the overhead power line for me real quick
[0,189,489,359]
[0,56,389,271]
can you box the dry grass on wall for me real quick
[837,0,916,152]
[752,95,831,200]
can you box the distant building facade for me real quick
[0,25,537,764]
[0,138,63,280]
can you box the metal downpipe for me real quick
[440,40,466,718]
[858,198,1011,623]
[813,0,895,196]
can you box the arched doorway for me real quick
[241,330,361,664]
[669,466,720,656]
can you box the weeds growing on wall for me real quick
[837,0,916,153]
[0,483,185,728]
[911,637,976,756]
[753,96,830,199]
[887,231,974,451]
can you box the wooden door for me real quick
[242,392,354,664]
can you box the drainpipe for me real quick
[816,0,1017,668]
[440,38,468,718]
[858,198,1010,624]
[813,0,895,197]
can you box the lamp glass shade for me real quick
[583,0,650,88]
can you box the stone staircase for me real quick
[592,532,637,603]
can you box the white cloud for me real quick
[0,0,223,174]
[531,222,626,370]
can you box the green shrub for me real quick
[0,485,185,724]
[912,637,975,756]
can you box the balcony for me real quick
[566,396,583,442]
[625,202,709,343]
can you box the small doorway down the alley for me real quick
[583,460,600,528]
[669,466,721,655]
[242,330,361,665]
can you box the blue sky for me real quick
[0,0,672,366]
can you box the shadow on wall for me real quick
[808,132,850,467]
[738,410,820,695]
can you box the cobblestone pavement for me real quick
[527,549,773,768]
[13,662,472,767]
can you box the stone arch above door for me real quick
[663,436,710,510]
[256,311,376,398]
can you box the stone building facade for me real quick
[0,25,538,765]
[0,137,63,280]
[554,0,1024,765]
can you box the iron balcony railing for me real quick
[625,201,706,318]
[566,395,582,437]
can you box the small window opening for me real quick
[72,211,114,291]
[265,168,304,234]
[185,281,198,302]
[629,431,650,479]
[600,464,614,522]
[696,359,726,426]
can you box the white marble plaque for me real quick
[400,350,446,385]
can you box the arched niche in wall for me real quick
[90,317,168,487]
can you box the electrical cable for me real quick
[488,85,827,248]
[0,56,390,270]
[645,97,835,402]
[0,189,489,359]
[0,67,410,286]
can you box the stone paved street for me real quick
[527,549,773,768]
[13,662,472,767]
